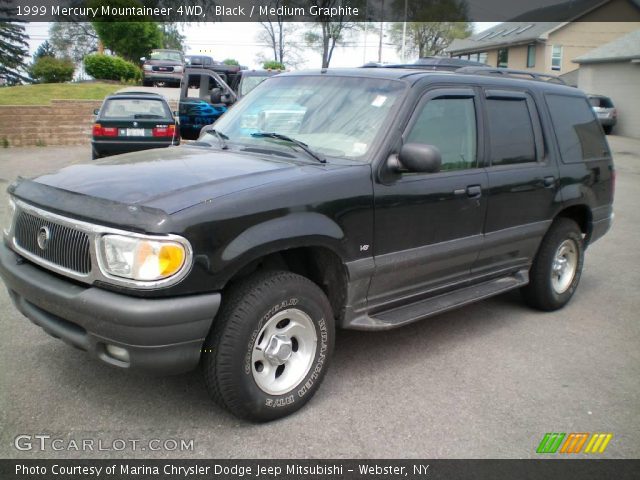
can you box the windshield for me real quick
[240,75,270,96]
[101,99,171,119]
[206,75,405,160]
[150,50,183,62]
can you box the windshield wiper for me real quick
[250,132,326,164]
[202,128,229,150]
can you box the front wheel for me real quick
[202,271,335,422]
[522,218,584,311]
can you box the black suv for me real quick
[0,68,614,422]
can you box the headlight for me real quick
[3,197,16,237]
[98,234,191,283]
[143,64,152,71]
[173,66,183,73]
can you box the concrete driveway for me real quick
[116,86,182,102]
[0,137,638,459]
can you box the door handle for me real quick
[543,176,556,188]
[466,185,482,198]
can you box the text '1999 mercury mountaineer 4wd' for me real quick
[0,67,614,421]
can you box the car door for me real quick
[472,88,561,275]
[368,87,489,307]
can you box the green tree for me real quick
[222,58,240,66]
[160,23,185,51]
[92,22,162,62]
[0,17,30,84]
[89,0,162,62]
[34,40,56,60]
[29,57,75,83]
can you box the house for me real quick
[574,29,640,138]
[446,0,640,76]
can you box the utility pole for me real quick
[377,0,384,63]
[401,0,408,62]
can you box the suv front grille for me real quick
[14,210,92,275]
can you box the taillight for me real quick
[152,124,175,138]
[92,124,117,137]
[612,108,617,118]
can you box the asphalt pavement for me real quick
[0,137,638,459]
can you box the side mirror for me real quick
[93,108,99,115]
[396,143,442,173]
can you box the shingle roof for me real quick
[573,29,640,63]
[446,22,563,55]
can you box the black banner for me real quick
[1,0,639,22]
[1,460,639,480]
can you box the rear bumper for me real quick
[92,139,174,156]
[597,117,616,127]
[0,241,220,374]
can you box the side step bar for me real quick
[349,270,529,331]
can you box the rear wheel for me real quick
[603,125,613,135]
[91,148,100,160]
[522,218,584,311]
[202,271,334,422]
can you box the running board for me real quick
[348,270,529,331]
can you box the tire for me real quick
[603,125,612,135]
[91,148,100,160]
[521,218,584,311]
[202,271,335,422]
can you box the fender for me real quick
[220,212,345,263]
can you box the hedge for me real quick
[30,57,75,83]
[84,54,141,83]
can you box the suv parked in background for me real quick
[141,49,184,87]
[0,67,614,422]
[91,91,179,159]
[588,94,617,134]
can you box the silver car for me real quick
[589,94,617,135]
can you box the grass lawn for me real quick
[0,82,123,105]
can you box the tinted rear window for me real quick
[589,96,614,108]
[546,94,609,163]
[101,99,171,119]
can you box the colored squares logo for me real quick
[537,433,613,454]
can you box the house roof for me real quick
[447,0,640,55]
[447,22,563,55]
[574,29,640,63]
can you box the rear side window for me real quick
[486,98,536,165]
[589,96,614,108]
[546,94,609,163]
[101,99,171,119]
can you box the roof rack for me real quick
[455,67,566,84]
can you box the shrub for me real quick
[262,61,285,70]
[30,56,75,83]
[84,54,141,83]
[222,58,240,66]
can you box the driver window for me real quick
[406,97,478,171]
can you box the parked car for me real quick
[177,66,282,139]
[91,92,179,159]
[141,49,184,87]
[1,67,614,422]
[185,55,217,68]
[588,94,617,134]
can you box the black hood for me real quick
[30,146,324,214]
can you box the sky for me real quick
[24,22,500,69]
